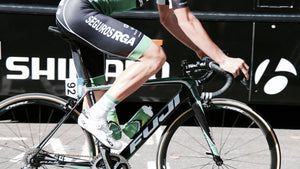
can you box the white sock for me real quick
[89,93,119,121]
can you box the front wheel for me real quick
[157,98,281,169]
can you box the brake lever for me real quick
[202,56,250,91]
[238,76,250,91]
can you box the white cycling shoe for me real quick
[78,111,122,150]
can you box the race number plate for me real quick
[65,78,84,99]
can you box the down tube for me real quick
[120,89,190,159]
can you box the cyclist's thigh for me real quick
[80,44,106,78]
[56,0,152,61]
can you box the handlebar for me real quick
[181,57,235,100]
[206,61,233,99]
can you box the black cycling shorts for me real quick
[56,0,152,76]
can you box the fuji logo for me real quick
[254,58,297,95]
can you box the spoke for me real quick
[47,108,55,124]
[171,154,211,159]
[12,110,30,149]
[2,123,28,150]
[65,130,83,145]
[0,153,24,169]
[39,105,42,144]
[225,157,269,166]
[181,161,214,169]
[171,140,208,158]
[0,110,29,150]
[25,107,35,147]
[0,143,25,152]
[219,110,225,154]
[222,163,238,169]
[181,126,208,151]
[247,121,255,128]
[219,113,240,154]
[50,124,79,146]
[42,108,55,142]
[223,133,263,156]
[225,148,269,162]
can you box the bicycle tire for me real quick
[157,98,281,169]
[0,93,96,168]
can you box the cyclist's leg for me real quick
[83,91,105,110]
[107,42,166,101]
[88,38,166,124]
[79,45,107,110]
[56,0,166,149]
[56,0,166,103]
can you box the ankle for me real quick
[89,93,118,121]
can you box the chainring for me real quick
[92,153,131,169]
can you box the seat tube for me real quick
[70,43,96,105]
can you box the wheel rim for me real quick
[159,102,279,169]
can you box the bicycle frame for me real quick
[31,75,222,167]
[119,77,210,159]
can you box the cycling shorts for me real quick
[56,0,152,61]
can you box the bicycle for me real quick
[0,26,281,169]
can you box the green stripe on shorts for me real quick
[128,35,152,61]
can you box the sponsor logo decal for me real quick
[5,57,170,81]
[85,16,136,46]
[254,58,297,95]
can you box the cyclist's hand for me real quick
[219,57,249,80]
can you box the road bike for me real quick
[0,26,281,168]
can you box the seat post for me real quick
[69,43,91,86]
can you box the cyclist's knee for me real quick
[141,42,166,68]
[153,47,166,68]
[156,46,167,65]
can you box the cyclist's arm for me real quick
[158,5,249,79]
[158,5,227,62]
[158,5,206,57]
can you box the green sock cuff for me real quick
[105,93,120,104]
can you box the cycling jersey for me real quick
[90,0,188,15]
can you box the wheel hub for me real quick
[22,148,41,168]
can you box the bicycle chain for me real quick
[38,151,131,168]
[39,151,95,158]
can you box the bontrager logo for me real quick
[85,16,136,46]
[254,58,297,95]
